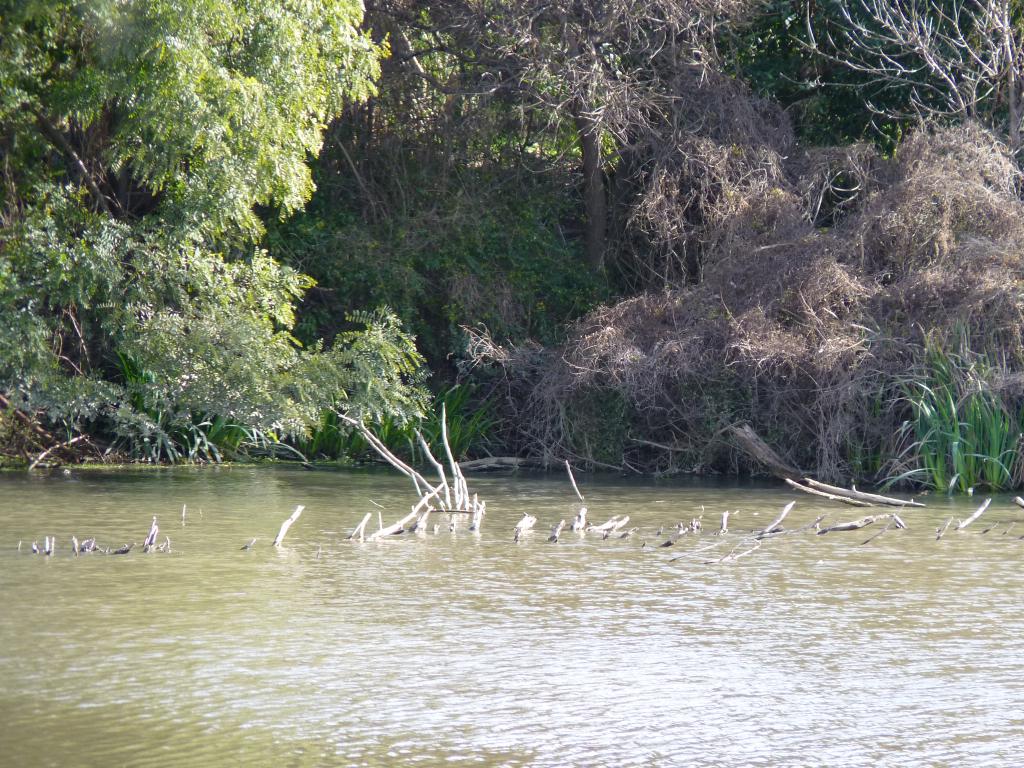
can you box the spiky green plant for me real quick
[892,340,1022,492]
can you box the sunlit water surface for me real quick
[1,467,1022,767]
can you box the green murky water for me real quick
[1,467,1022,766]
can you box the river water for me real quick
[1,467,1022,767]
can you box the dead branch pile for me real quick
[467,123,1024,481]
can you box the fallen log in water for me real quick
[272,505,305,547]
[715,511,730,536]
[803,479,925,508]
[728,424,801,480]
[1014,497,1024,510]
[241,538,257,551]
[785,479,872,507]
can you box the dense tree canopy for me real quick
[0,0,424,461]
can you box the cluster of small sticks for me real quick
[19,419,1024,560]
[17,510,177,557]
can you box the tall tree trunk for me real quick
[575,110,606,272]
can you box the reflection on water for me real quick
[1,468,1023,767]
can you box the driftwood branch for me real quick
[272,505,305,546]
[804,479,925,507]
[761,501,795,535]
[785,478,873,506]
[565,460,585,502]
[817,515,881,534]
[956,498,991,530]
[367,507,420,540]
[348,513,372,542]
[28,435,86,471]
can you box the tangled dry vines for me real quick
[467,124,1024,483]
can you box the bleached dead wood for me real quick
[601,516,631,539]
[143,516,159,552]
[337,413,432,495]
[716,510,730,536]
[957,498,992,530]
[416,430,452,509]
[761,501,795,535]
[548,519,566,542]
[413,509,432,533]
[439,404,471,510]
[706,539,762,565]
[859,516,908,545]
[469,495,484,532]
[367,507,421,540]
[565,460,585,502]
[936,516,954,540]
[348,513,371,542]
[817,515,881,534]
[28,434,85,471]
[241,538,257,550]
[757,514,826,540]
[272,505,305,547]
[513,514,537,542]
[589,515,629,534]
[1014,497,1024,510]
[804,479,925,507]
[785,479,873,506]
[571,505,588,532]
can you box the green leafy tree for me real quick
[0,0,426,460]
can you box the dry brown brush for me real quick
[468,123,1024,482]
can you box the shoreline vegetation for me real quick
[6,2,1024,492]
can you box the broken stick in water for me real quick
[936,516,954,540]
[348,513,371,542]
[817,515,881,534]
[272,505,305,547]
[241,538,257,551]
[367,507,420,540]
[761,501,795,536]
[955,498,991,531]
[548,519,566,543]
[513,514,537,543]
[143,516,159,552]
[571,505,588,533]
[565,459,585,502]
